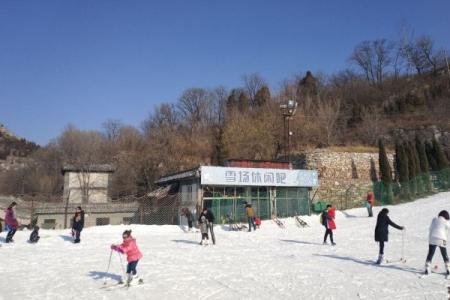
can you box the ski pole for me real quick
[103,249,113,285]
[401,228,405,262]
[118,252,127,281]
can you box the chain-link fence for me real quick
[312,168,450,211]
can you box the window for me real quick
[96,218,110,226]
[42,219,56,229]
[123,217,133,225]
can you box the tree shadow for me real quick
[59,235,74,242]
[280,239,323,246]
[314,254,422,274]
[171,239,199,245]
[88,271,122,282]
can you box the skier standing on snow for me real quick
[424,210,450,275]
[322,204,336,245]
[199,208,215,245]
[366,191,375,217]
[72,206,85,243]
[4,201,19,243]
[111,229,143,285]
[374,208,404,264]
[199,215,209,245]
[245,203,256,232]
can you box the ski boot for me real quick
[424,261,431,275]
[445,262,450,276]
[375,254,383,265]
[125,274,133,287]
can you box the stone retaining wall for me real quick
[292,150,394,210]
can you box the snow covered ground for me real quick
[1,192,450,300]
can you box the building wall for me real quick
[63,171,111,203]
[294,149,394,209]
[36,211,137,229]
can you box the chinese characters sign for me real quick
[201,166,318,187]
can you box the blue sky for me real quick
[1,0,449,145]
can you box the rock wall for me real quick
[292,150,394,210]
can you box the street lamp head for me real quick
[287,100,297,109]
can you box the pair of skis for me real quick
[101,278,144,290]
[272,217,286,229]
[229,223,248,231]
[295,216,309,228]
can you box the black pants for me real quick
[74,230,81,243]
[324,228,334,243]
[6,228,16,242]
[247,217,256,231]
[208,223,215,245]
[126,260,139,275]
[426,244,449,263]
[379,241,385,255]
[187,220,193,229]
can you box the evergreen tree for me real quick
[432,137,450,189]
[226,89,240,112]
[211,125,227,166]
[253,85,271,107]
[433,138,450,170]
[370,158,378,182]
[425,141,438,171]
[396,143,410,199]
[405,142,418,196]
[378,139,393,204]
[415,136,431,193]
[238,92,249,111]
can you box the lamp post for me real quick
[280,100,298,163]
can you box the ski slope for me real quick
[1,192,450,300]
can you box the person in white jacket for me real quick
[425,210,450,275]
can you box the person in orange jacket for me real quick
[245,203,256,232]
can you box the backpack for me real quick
[320,211,327,225]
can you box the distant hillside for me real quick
[0,124,39,160]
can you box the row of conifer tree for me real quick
[377,137,449,204]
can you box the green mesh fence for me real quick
[203,186,310,223]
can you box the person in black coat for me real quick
[72,206,85,243]
[198,208,215,245]
[374,208,404,264]
[29,225,40,243]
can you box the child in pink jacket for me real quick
[111,230,143,284]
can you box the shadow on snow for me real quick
[171,239,199,245]
[280,239,324,246]
[314,254,423,274]
[88,271,123,282]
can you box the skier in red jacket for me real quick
[322,205,336,245]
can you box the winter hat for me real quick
[438,210,450,220]
[381,208,389,214]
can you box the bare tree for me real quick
[350,39,393,86]
[242,73,266,106]
[102,119,123,142]
[142,103,179,135]
[211,86,228,125]
[316,96,342,146]
[400,35,442,75]
[177,88,212,129]
[57,125,106,203]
